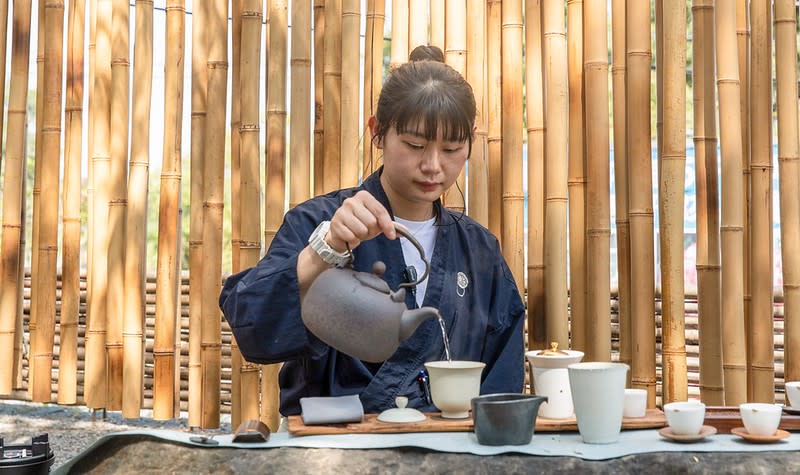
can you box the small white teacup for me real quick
[623,389,648,418]
[740,403,782,436]
[663,401,706,435]
[785,381,800,408]
[424,360,486,419]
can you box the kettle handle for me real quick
[393,222,431,289]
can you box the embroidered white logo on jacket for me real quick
[456,272,468,297]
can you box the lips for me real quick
[416,181,440,192]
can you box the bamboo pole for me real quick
[361,0,384,179]
[525,0,546,352]
[31,0,64,403]
[736,0,751,378]
[0,0,8,160]
[408,0,427,49]
[486,0,502,241]
[430,0,444,49]
[626,0,656,406]
[86,0,96,344]
[231,0,242,278]
[715,0,747,405]
[466,0,487,226]
[122,0,153,417]
[542,0,569,346]
[583,0,610,362]
[201,0,227,429]
[323,0,341,192]
[237,0,263,425]
[58,0,86,406]
[229,0,243,429]
[747,0,774,403]
[501,0,523,294]
[105,0,130,411]
[658,0,687,403]
[566,0,586,352]
[444,0,467,215]
[188,0,208,428]
[611,0,631,380]
[390,0,407,69]
[0,0,33,395]
[263,0,288,432]
[154,0,185,420]
[86,0,112,409]
[693,0,724,405]
[291,0,312,202]
[775,0,800,384]
[340,0,359,187]
[313,0,324,195]
[28,0,46,400]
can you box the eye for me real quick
[443,145,464,153]
[404,141,425,150]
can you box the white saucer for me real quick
[658,425,717,442]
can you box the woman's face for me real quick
[377,123,469,220]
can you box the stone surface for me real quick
[64,435,800,474]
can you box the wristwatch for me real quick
[308,220,352,267]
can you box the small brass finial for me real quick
[540,341,568,356]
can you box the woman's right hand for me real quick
[325,190,397,253]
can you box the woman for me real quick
[219,50,524,416]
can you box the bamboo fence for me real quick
[2,0,800,428]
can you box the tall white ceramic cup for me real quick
[568,362,630,444]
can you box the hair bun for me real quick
[408,45,445,63]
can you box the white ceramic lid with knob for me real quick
[377,396,427,423]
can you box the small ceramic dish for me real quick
[658,425,716,442]
[731,427,791,443]
[781,405,800,416]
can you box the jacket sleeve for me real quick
[219,212,328,364]
[479,257,526,395]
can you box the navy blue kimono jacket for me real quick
[219,169,525,416]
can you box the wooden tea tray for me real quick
[287,408,667,436]
[704,406,800,434]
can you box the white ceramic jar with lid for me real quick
[525,342,584,419]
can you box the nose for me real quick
[420,145,442,175]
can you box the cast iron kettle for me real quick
[301,222,441,362]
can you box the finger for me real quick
[356,192,395,239]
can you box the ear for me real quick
[368,116,383,148]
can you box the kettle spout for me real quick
[399,307,441,342]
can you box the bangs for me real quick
[391,81,474,144]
